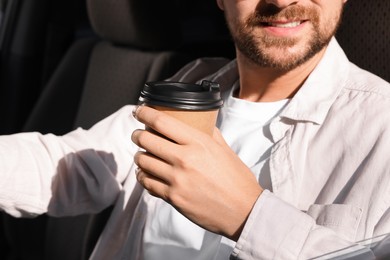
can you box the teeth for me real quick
[268,21,302,28]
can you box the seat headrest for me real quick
[86,0,182,50]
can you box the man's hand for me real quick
[131,105,263,241]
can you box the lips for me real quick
[267,21,302,28]
[250,5,315,30]
[245,4,318,37]
[262,20,306,28]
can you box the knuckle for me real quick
[175,151,197,169]
[169,170,182,186]
[172,155,185,167]
[165,190,184,206]
[161,174,183,205]
[149,112,167,130]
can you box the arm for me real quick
[0,105,140,218]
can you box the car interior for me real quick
[0,0,389,259]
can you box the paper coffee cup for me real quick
[138,80,223,136]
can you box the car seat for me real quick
[336,0,390,82]
[0,0,91,135]
[0,0,232,259]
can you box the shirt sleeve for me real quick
[0,58,229,219]
[0,105,142,218]
[231,190,377,260]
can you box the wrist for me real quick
[225,186,263,241]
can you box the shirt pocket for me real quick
[307,204,363,241]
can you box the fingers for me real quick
[136,168,169,199]
[134,150,173,183]
[133,105,205,145]
[131,129,180,163]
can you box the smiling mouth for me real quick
[262,21,306,28]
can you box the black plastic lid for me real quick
[139,80,224,110]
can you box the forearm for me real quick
[0,105,140,218]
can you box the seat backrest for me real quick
[336,0,390,82]
[1,0,234,260]
[0,0,50,134]
[23,0,189,134]
[0,0,90,134]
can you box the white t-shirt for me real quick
[217,83,289,191]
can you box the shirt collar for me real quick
[279,37,350,125]
[207,37,350,125]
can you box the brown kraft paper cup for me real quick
[150,106,219,136]
[138,80,223,137]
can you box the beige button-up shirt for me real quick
[0,38,389,259]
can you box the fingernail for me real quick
[135,167,140,176]
[132,105,140,119]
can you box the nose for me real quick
[264,0,299,8]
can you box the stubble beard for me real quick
[228,5,343,71]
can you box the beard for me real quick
[227,5,343,71]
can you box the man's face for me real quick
[218,0,346,71]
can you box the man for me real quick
[0,0,389,259]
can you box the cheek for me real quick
[230,1,258,18]
[317,3,344,29]
[216,0,224,10]
[223,5,247,29]
[311,0,345,13]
